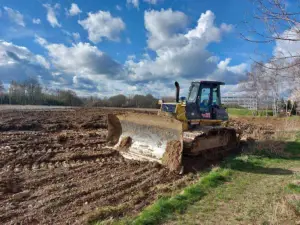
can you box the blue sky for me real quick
[0,0,279,97]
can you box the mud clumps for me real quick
[163,140,183,172]
[81,115,107,129]
[0,172,23,194]
[229,119,275,141]
[118,136,132,151]
[56,132,68,143]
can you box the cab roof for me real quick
[192,81,225,85]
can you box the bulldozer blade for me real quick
[107,113,183,172]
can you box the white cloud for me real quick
[36,55,50,69]
[126,9,246,85]
[72,32,81,41]
[144,0,163,4]
[145,9,188,50]
[32,18,41,24]
[78,11,125,43]
[35,36,124,78]
[35,35,48,46]
[0,40,52,82]
[126,37,131,44]
[220,23,234,33]
[116,5,122,11]
[43,4,61,27]
[273,27,300,59]
[68,3,82,16]
[185,10,227,43]
[3,7,25,27]
[127,0,163,8]
[0,41,50,69]
[127,0,139,9]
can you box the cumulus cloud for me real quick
[32,18,41,24]
[43,3,61,27]
[73,75,98,92]
[78,11,125,43]
[185,10,229,42]
[68,3,82,16]
[3,7,25,27]
[273,27,300,59]
[125,9,246,86]
[145,9,188,50]
[35,36,124,78]
[0,40,52,82]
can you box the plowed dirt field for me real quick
[0,108,185,224]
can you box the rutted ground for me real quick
[0,108,186,225]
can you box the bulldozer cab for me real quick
[186,81,227,121]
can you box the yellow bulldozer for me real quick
[107,81,239,173]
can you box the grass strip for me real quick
[119,168,232,225]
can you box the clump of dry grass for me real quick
[86,203,129,224]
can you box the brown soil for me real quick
[229,116,300,156]
[118,136,132,150]
[163,140,183,172]
[0,108,180,225]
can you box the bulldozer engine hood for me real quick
[161,103,178,113]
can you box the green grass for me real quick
[287,183,300,193]
[284,132,300,156]
[170,155,300,225]
[227,108,254,116]
[227,108,273,117]
[285,182,300,215]
[127,168,231,225]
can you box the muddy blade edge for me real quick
[107,113,183,172]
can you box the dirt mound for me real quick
[229,118,275,141]
[163,140,183,172]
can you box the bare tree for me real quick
[23,77,42,104]
[242,0,300,69]
[239,63,267,111]
[0,80,4,104]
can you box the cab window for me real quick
[199,87,210,110]
[187,83,199,102]
[212,87,220,105]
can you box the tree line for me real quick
[0,78,159,108]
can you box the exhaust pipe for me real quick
[175,81,180,103]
